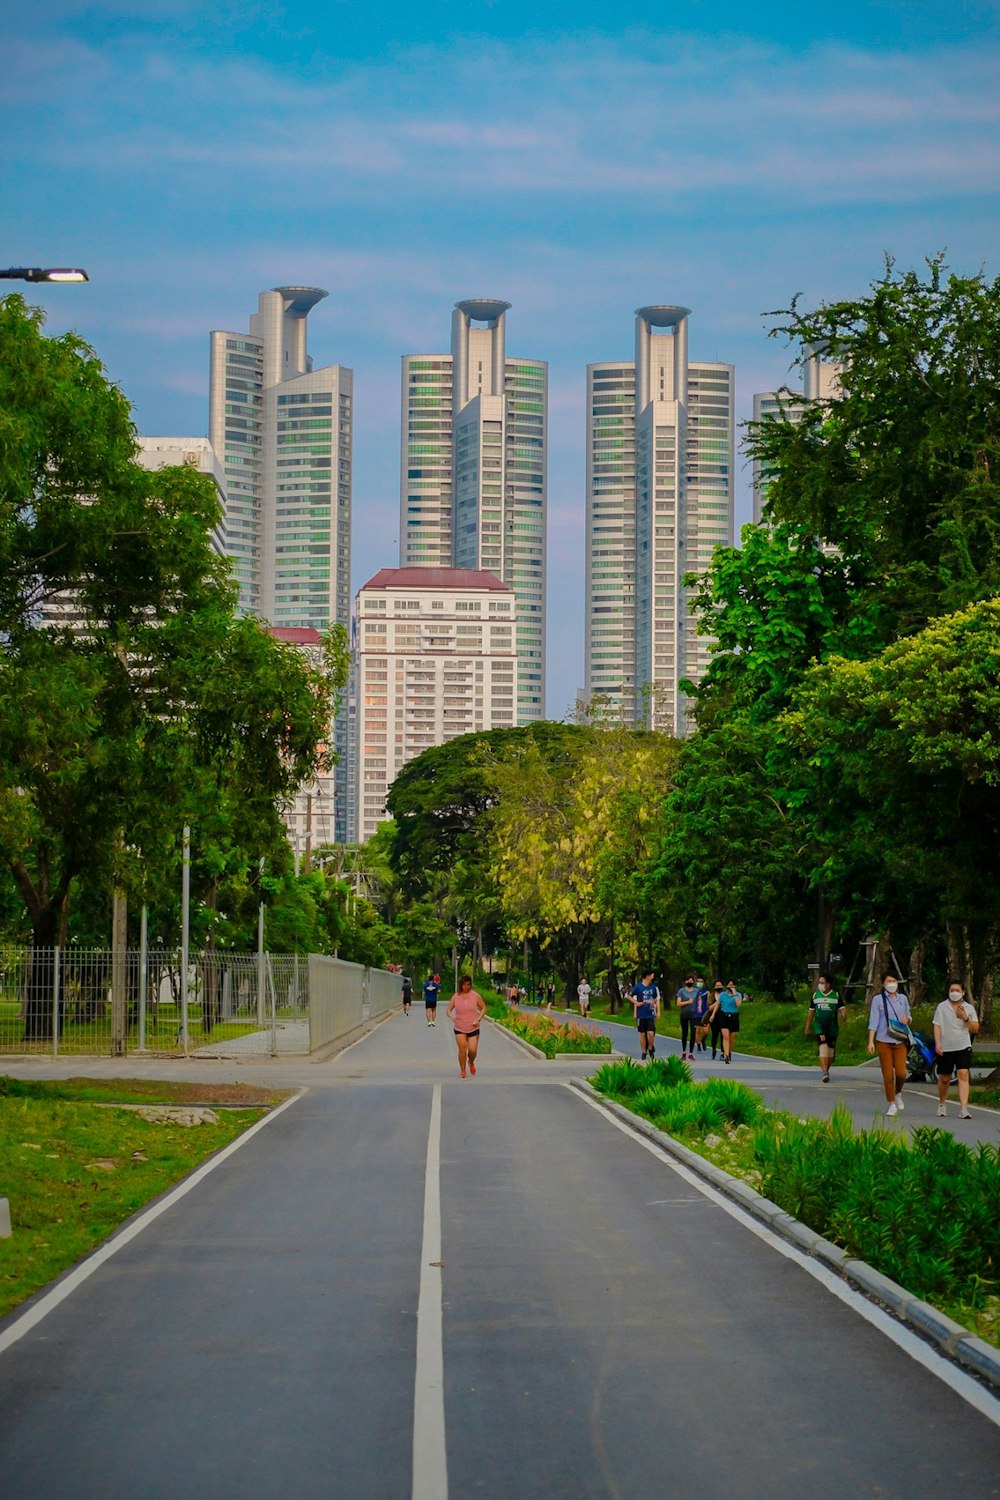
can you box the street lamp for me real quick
[0,267,89,283]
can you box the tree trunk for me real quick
[946,920,996,1033]
[865,933,892,1002]
[907,938,928,1010]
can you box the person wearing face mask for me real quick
[933,981,980,1119]
[804,973,846,1082]
[867,971,912,1117]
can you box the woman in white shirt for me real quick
[933,982,980,1119]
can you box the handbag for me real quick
[881,994,913,1047]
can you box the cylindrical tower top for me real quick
[454,298,511,326]
[635,304,691,329]
[273,286,329,317]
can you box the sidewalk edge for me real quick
[568,1077,1000,1394]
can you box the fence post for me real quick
[269,956,277,1056]
[138,905,148,1052]
[180,824,191,1056]
[257,857,266,1027]
[51,946,60,1059]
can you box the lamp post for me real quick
[0,267,89,283]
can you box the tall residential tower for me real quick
[585,306,734,734]
[752,347,844,522]
[210,286,354,839]
[400,299,547,722]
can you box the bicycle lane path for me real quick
[0,1012,997,1499]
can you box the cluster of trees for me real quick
[375,259,1000,1028]
[0,295,360,961]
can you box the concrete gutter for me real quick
[570,1077,1000,1395]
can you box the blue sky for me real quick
[3,1,998,715]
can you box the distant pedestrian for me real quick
[423,973,441,1026]
[401,974,413,1015]
[804,973,845,1081]
[867,971,912,1117]
[577,978,591,1016]
[708,982,725,1059]
[447,974,487,1078]
[692,976,711,1053]
[546,981,556,1009]
[711,980,742,1064]
[507,982,520,1008]
[676,974,700,1060]
[934,981,980,1119]
[630,971,661,1062]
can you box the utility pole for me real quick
[180,825,191,1054]
[111,849,128,1056]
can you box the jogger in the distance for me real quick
[447,975,488,1078]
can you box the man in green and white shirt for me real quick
[804,974,846,1082]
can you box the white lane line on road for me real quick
[413,1083,448,1500]
[0,1090,305,1360]
[570,1085,1000,1428]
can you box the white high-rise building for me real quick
[400,299,546,723]
[752,347,843,522]
[354,567,517,842]
[210,286,353,840]
[136,437,227,556]
[585,307,734,734]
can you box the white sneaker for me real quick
[895,1097,904,1111]
[959,1109,972,1119]
[886,1102,898,1117]
[937,1103,947,1117]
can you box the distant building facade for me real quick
[752,347,844,522]
[400,299,546,722]
[136,437,227,555]
[209,286,354,841]
[585,306,734,734]
[354,567,516,842]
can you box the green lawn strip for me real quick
[590,1057,1000,1349]
[480,988,611,1059]
[0,1094,271,1320]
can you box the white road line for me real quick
[413,1084,448,1500]
[569,1085,1000,1427]
[0,1090,305,1359]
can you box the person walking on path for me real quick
[401,974,413,1016]
[708,981,725,1059]
[577,978,592,1017]
[447,974,487,1077]
[423,973,441,1026]
[709,980,742,1064]
[692,976,711,1053]
[804,973,845,1082]
[507,982,520,1009]
[867,972,912,1117]
[934,981,980,1119]
[677,975,700,1060]
[630,971,661,1062]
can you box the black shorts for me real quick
[815,1029,837,1047]
[637,1017,656,1033]
[937,1048,972,1077]
[720,1012,740,1033]
[425,1001,438,1012]
[455,1028,480,1040]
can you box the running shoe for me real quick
[469,1059,477,1075]
[886,1102,898,1117]
[937,1103,947,1116]
[895,1097,904,1111]
[959,1109,972,1119]
[821,1071,830,1082]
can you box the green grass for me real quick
[591,1059,1000,1348]
[0,1082,277,1319]
[0,998,262,1055]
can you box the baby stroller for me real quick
[906,1027,937,1082]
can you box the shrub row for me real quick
[491,1003,612,1059]
[592,1060,1000,1317]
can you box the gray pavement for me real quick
[0,1012,998,1498]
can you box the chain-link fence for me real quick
[0,946,396,1058]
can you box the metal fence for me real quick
[0,947,398,1058]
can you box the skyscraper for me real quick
[752,347,843,522]
[210,286,352,632]
[400,299,547,722]
[585,307,734,734]
[210,286,354,838]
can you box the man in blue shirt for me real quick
[630,971,661,1062]
[423,974,441,1026]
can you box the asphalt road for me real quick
[0,1013,997,1499]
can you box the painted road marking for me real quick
[570,1084,1000,1428]
[413,1083,448,1499]
[0,1090,305,1359]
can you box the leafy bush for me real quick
[491,1003,611,1058]
[700,1077,763,1127]
[591,1056,689,1097]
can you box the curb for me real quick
[569,1077,1000,1394]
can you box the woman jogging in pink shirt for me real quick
[447,975,488,1078]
